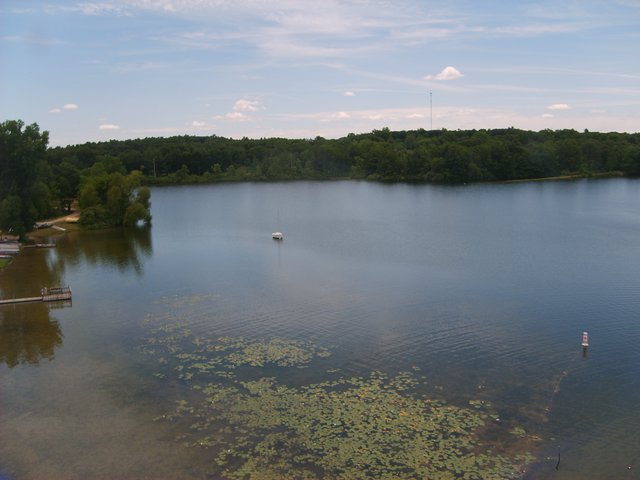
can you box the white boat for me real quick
[272,231,283,240]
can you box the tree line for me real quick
[2,119,640,237]
[0,120,151,238]
[48,127,640,185]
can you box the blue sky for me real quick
[1,0,639,146]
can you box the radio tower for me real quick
[429,90,433,130]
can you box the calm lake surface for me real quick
[1,179,639,479]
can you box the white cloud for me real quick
[333,111,350,119]
[79,2,129,16]
[542,113,554,118]
[315,111,352,123]
[191,120,206,127]
[226,112,250,121]
[99,124,120,130]
[344,91,356,97]
[136,2,426,59]
[233,99,264,112]
[426,66,464,81]
[49,104,77,113]
[547,103,571,110]
[406,113,425,119]
[218,98,265,122]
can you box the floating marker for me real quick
[581,331,589,347]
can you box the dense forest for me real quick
[2,119,640,237]
[0,120,151,237]
[48,127,640,185]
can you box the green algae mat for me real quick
[139,295,536,479]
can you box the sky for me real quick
[1,0,639,146]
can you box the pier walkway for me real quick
[0,287,72,306]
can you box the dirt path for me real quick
[47,212,80,224]
[39,208,80,224]
[28,210,81,239]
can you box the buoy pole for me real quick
[581,331,589,357]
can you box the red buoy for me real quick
[581,331,589,347]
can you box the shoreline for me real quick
[27,210,81,241]
[501,170,624,184]
[0,211,81,269]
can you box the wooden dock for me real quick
[0,286,72,306]
[23,243,56,249]
[0,242,20,255]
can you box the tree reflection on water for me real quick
[0,244,65,368]
[0,225,152,367]
[51,225,152,276]
[0,304,63,367]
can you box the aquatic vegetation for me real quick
[141,304,534,479]
[215,336,331,368]
[141,314,332,381]
[184,373,532,480]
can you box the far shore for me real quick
[502,170,624,184]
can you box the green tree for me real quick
[34,125,640,187]
[52,160,81,212]
[136,186,151,209]
[0,120,50,238]
[79,170,151,228]
[622,145,640,175]
[0,196,23,235]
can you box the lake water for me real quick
[1,179,639,479]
